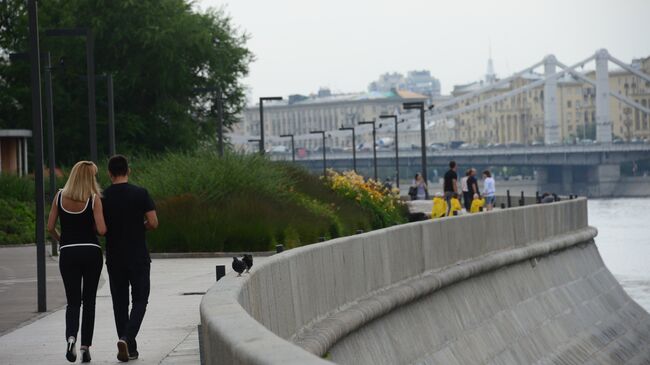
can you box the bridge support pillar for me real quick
[587,164,619,197]
[562,166,574,195]
[595,49,613,143]
[544,55,560,144]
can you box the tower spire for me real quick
[486,41,496,83]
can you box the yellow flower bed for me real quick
[325,170,406,228]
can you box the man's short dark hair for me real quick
[108,155,129,177]
[449,161,456,169]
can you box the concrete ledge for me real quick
[291,227,597,356]
[199,199,606,365]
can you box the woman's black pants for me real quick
[59,246,103,346]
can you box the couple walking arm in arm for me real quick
[47,155,158,363]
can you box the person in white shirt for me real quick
[482,170,496,211]
[460,169,471,211]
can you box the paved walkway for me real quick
[0,245,68,335]
[0,255,251,364]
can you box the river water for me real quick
[589,198,650,312]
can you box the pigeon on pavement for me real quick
[232,257,246,276]
[242,254,253,273]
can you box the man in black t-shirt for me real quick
[443,161,458,214]
[103,155,158,362]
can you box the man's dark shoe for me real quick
[128,349,139,360]
[117,339,129,362]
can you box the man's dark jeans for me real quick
[107,262,150,351]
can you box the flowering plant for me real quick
[325,170,406,228]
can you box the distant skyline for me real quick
[198,0,650,103]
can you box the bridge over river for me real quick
[280,143,650,197]
[199,199,650,364]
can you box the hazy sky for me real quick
[198,0,650,103]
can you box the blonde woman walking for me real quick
[47,161,107,363]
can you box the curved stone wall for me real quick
[199,199,650,364]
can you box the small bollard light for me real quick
[356,229,364,234]
[519,191,525,206]
[506,190,512,208]
[500,203,506,209]
[536,191,541,204]
[318,236,326,242]
[276,244,284,253]
[216,265,226,281]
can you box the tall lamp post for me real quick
[259,96,283,154]
[11,50,58,258]
[279,134,295,162]
[194,86,225,157]
[379,114,401,188]
[338,126,356,172]
[27,0,47,312]
[45,28,97,162]
[310,130,327,177]
[403,102,430,190]
[106,73,116,156]
[358,120,377,181]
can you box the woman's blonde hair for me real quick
[61,161,102,201]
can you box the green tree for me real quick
[0,0,252,163]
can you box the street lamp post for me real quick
[10,50,58,258]
[259,96,283,154]
[379,114,401,188]
[403,102,429,192]
[310,130,326,177]
[194,86,225,157]
[27,0,47,312]
[106,73,116,156]
[279,134,295,162]
[338,126,356,172]
[358,120,377,181]
[45,28,97,162]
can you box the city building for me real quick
[368,70,441,98]
[447,55,650,145]
[0,129,31,175]
[235,88,428,151]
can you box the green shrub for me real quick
[0,174,34,202]
[0,198,35,244]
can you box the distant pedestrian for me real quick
[449,192,462,216]
[468,168,480,199]
[470,193,485,213]
[443,161,458,214]
[410,173,428,200]
[47,161,106,363]
[461,169,471,211]
[431,192,447,219]
[102,155,158,362]
[483,170,496,211]
[383,178,393,192]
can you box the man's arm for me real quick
[144,210,158,230]
[453,178,458,193]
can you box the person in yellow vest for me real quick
[431,192,447,219]
[449,192,462,216]
[470,193,485,213]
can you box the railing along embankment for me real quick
[199,198,650,364]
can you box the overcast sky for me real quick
[198,0,650,103]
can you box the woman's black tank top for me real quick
[57,191,99,248]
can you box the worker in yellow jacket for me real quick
[431,192,447,219]
[470,193,485,213]
[449,193,462,216]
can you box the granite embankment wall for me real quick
[199,199,650,364]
